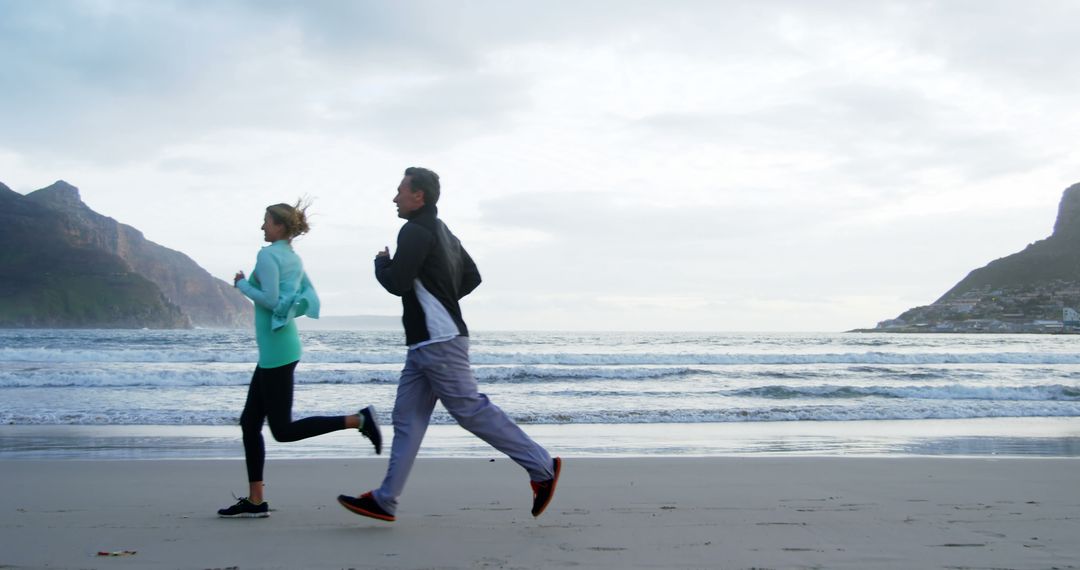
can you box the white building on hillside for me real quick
[1064,308,1080,327]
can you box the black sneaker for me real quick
[338,491,395,522]
[217,497,269,518]
[359,405,382,455]
[531,457,562,517]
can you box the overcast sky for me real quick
[2,0,1078,331]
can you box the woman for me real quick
[218,200,382,518]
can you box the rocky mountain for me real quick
[0,180,251,329]
[871,181,1080,332]
[936,182,1080,297]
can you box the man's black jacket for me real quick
[374,204,482,346]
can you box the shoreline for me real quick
[3,456,1078,569]
[4,417,1080,460]
[847,328,1080,334]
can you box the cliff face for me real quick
[0,182,190,328]
[1051,183,1080,239]
[0,180,251,329]
[25,181,251,328]
[937,182,1080,300]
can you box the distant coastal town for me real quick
[869,281,1080,334]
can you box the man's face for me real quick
[393,176,425,219]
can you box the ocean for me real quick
[2,329,1079,459]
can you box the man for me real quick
[337,167,560,522]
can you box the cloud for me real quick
[0,1,541,162]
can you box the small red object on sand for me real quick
[97,550,137,556]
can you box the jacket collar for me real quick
[406,203,438,220]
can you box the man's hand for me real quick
[233,271,245,287]
[376,246,390,259]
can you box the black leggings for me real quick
[240,361,346,482]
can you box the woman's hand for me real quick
[233,271,245,287]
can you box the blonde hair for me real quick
[266,198,312,240]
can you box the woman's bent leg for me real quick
[261,361,348,442]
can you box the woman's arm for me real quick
[236,248,280,310]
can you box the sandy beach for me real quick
[2,457,1078,569]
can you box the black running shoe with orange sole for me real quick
[338,491,395,522]
[531,457,562,517]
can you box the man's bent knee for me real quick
[444,397,496,423]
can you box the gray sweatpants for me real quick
[372,335,554,514]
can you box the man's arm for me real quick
[374,223,432,296]
[459,246,481,299]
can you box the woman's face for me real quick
[262,212,287,243]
